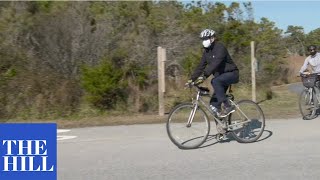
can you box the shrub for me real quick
[81,58,127,109]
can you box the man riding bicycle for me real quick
[298,45,320,119]
[186,29,239,118]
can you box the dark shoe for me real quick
[218,106,235,118]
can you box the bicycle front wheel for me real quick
[166,103,210,149]
[298,88,317,120]
[229,100,265,143]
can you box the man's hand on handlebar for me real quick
[194,76,205,85]
[185,76,206,88]
[298,71,311,77]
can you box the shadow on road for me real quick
[255,130,273,142]
[195,129,273,149]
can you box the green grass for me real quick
[261,85,300,119]
[2,83,302,128]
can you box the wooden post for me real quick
[251,41,256,102]
[161,48,166,93]
[157,47,165,116]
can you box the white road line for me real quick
[57,135,77,141]
[57,129,71,133]
[57,129,77,141]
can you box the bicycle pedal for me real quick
[216,134,225,141]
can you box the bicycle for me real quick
[166,83,265,149]
[298,73,320,120]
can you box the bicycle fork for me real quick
[186,91,202,127]
[186,104,198,127]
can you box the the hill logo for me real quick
[0,123,57,180]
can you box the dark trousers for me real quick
[210,71,239,110]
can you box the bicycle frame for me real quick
[301,86,320,110]
[300,73,320,105]
[227,100,251,130]
[187,86,251,130]
[166,84,265,147]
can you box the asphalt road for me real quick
[288,82,305,94]
[58,118,320,180]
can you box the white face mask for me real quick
[202,39,212,48]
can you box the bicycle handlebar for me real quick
[185,82,202,90]
[297,73,320,77]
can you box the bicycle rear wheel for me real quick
[229,100,265,143]
[166,103,210,149]
[298,88,317,120]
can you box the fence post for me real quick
[157,47,166,116]
[251,41,256,102]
